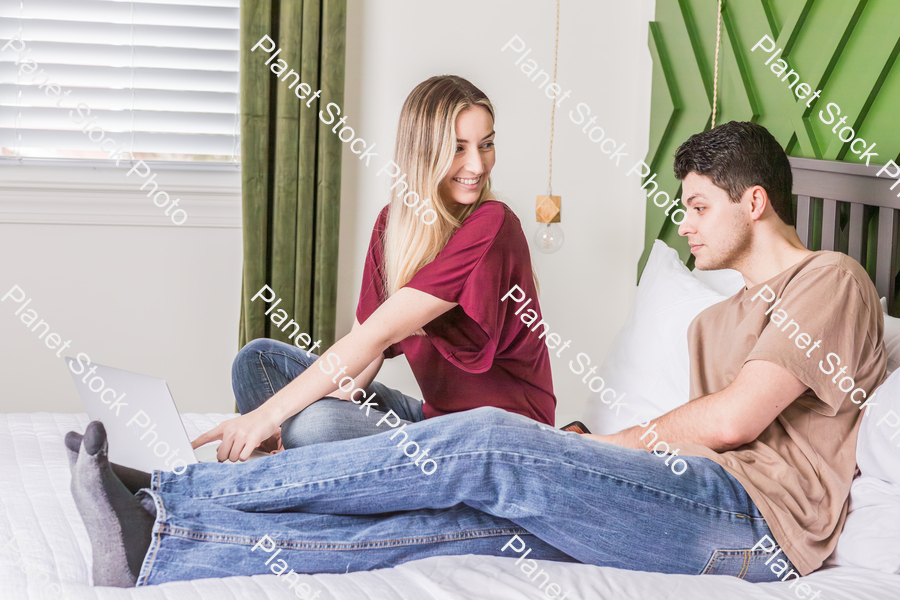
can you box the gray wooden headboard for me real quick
[790,156,900,315]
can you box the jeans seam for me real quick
[704,551,721,574]
[191,450,767,520]
[254,351,278,397]
[739,550,749,578]
[155,524,529,550]
[253,348,313,398]
[137,491,168,586]
[262,348,313,369]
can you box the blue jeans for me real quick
[232,338,425,448]
[136,407,790,585]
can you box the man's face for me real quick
[678,172,752,271]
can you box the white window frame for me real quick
[0,160,242,229]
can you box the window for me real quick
[0,0,240,167]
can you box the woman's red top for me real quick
[356,200,556,425]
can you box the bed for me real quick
[4,158,900,599]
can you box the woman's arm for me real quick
[252,318,383,455]
[326,318,384,401]
[193,287,456,461]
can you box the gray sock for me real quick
[70,421,153,588]
[64,431,79,471]
[65,431,151,494]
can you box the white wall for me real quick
[0,0,655,425]
[338,0,656,425]
[0,165,243,414]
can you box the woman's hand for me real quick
[192,406,283,462]
[257,428,285,454]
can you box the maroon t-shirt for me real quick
[356,200,556,425]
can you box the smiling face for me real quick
[678,172,753,271]
[438,106,495,211]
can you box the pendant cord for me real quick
[548,0,560,194]
[712,0,723,128]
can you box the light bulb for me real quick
[533,223,565,254]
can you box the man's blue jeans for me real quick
[136,407,790,585]
[233,338,425,448]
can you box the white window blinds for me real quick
[0,0,240,165]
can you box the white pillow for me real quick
[582,240,727,435]
[826,308,900,573]
[691,266,745,297]
[829,476,900,572]
[821,325,900,573]
[879,297,900,374]
[857,368,900,486]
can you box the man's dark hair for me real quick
[673,121,794,226]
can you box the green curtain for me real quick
[640,0,900,280]
[239,0,347,351]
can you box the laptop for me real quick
[66,358,267,472]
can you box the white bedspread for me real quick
[2,413,899,600]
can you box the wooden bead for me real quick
[536,195,561,223]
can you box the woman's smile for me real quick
[452,175,482,190]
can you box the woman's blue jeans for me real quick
[232,338,425,448]
[136,406,790,586]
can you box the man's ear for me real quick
[747,186,769,222]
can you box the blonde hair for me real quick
[382,76,496,297]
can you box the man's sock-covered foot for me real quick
[65,430,151,494]
[70,421,154,587]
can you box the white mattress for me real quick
[2,412,899,600]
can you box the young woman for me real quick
[227,75,556,458]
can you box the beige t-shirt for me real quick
[678,251,885,575]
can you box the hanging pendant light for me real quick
[534,189,564,254]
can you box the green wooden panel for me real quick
[641,0,900,279]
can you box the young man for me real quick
[67,121,884,588]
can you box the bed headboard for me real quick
[789,157,900,315]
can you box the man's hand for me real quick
[192,407,282,462]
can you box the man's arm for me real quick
[588,359,809,452]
